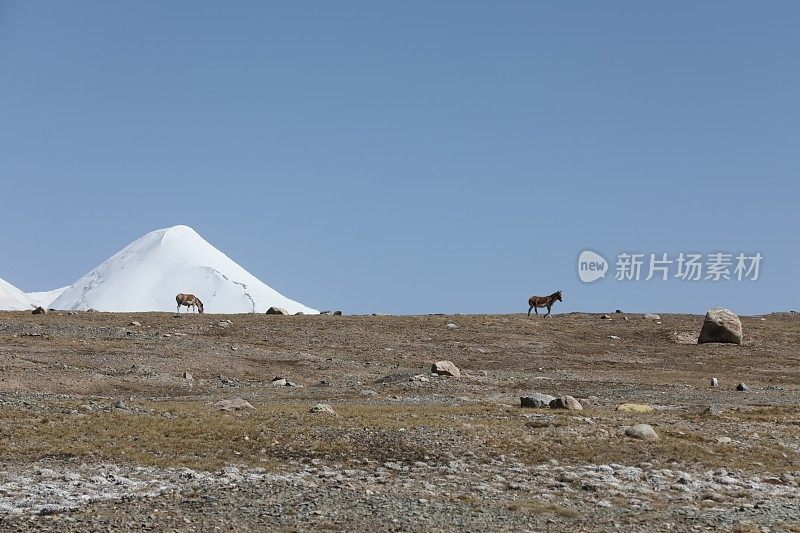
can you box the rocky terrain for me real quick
[0,310,798,531]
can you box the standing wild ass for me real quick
[528,290,562,317]
[176,293,204,314]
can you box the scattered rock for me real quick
[214,398,254,411]
[295,312,305,316]
[112,399,127,410]
[309,403,337,415]
[525,417,564,428]
[608,335,620,340]
[431,360,461,378]
[615,310,623,314]
[31,306,48,315]
[716,436,732,444]
[736,382,749,391]
[182,371,193,381]
[266,307,288,315]
[644,314,660,320]
[625,424,659,441]
[710,377,719,387]
[520,393,557,408]
[672,331,698,344]
[600,315,611,320]
[549,396,583,410]
[360,389,377,397]
[698,308,742,345]
[375,373,415,384]
[445,323,458,329]
[271,377,287,387]
[616,403,654,413]
[333,310,343,316]
[704,405,723,417]
[410,374,429,383]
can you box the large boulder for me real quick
[549,396,583,410]
[698,308,742,345]
[431,360,461,378]
[625,424,659,441]
[266,306,289,315]
[521,393,557,408]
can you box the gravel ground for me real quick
[0,310,798,531]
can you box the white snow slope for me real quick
[51,225,317,314]
[0,277,33,311]
[27,287,69,308]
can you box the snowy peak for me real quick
[51,225,317,314]
[0,277,33,311]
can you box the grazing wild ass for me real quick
[176,293,204,314]
[528,290,562,317]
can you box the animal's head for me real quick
[556,290,563,302]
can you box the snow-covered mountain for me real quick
[51,225,317,314]
[27,287,69,308]
[0,277,33,311]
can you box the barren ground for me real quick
[0,310,798,532]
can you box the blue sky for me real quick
[0,2,797,315]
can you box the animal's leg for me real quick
[534,306,539,316]
[546,304,552,317]
[528,305,533,316]
[177,304,181,314]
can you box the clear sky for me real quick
[0,2,797,315]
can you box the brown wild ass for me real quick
[528,290,562,317]
[176,293,204,314]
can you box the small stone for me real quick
[616,403,654,413]
[271,377,287,387]
[615,310,623,314]
[608,335,620,340]
[410,374,429,383]
[644,314,660,320]
[182,371,193,381]
[600,314,611,320]
[525,418,563,429]
[736,383,749,391]
[112,399,127,410]
[309,403,337,415]
[625,424,659,441]
[130,321,141,327]
[214,398,254,411]
[716,436,732,444]
[431,360,461,378]
[266,307,288,315]
[521,393,556,408]
[710,377,719,387]
[333,310,343,316]
[445,323,458,329]
[31,306,48,315]
[549,396,583,410]
[704,405,723,417]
